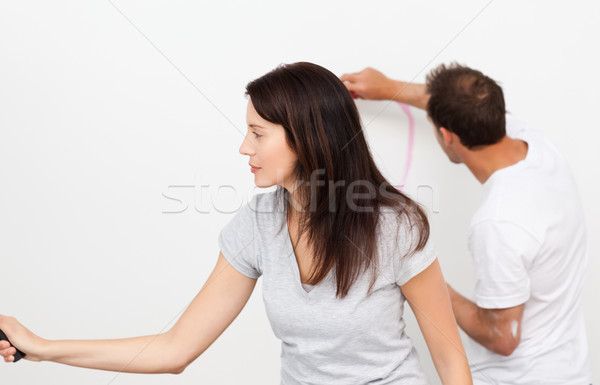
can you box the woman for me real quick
[0,62,472,384]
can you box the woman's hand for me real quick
[0,314,47,362]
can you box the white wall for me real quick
[1,1,597,384]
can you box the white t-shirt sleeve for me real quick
[469,220,540,309]
[392,221,437,286]
[217,200,262,279]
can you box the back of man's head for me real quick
[426,63,506,149]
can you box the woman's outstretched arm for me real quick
[0,251,257,374]
[400,259,473,385]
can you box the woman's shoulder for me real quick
[377,205,418,235]
[376,205,436,286]
[377,205,431,255]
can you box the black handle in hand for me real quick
[0,329,26,362]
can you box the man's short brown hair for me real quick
[426,63,506,149]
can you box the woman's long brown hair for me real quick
[246,62,430,299]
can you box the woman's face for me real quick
[240,99,298,190]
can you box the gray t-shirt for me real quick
[218,190,437,385]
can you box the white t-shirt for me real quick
[466,114,592,384]
[218,190,437,384]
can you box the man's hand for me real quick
[340,67,398,100]
[340,68,429,109]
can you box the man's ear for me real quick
[439,127,454,147]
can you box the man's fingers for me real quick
[339,79,361,99]
[340,72,359,83]
[343,81,359,92]
[1,347,16,356]
[340,76,363,93]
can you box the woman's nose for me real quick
[239,135,256,156]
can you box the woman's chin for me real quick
[253,179,274,189]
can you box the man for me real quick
[341,64,592,384]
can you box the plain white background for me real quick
[1,1,598,384]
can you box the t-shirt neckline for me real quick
[484,136,532,188]
[282,209,332,300]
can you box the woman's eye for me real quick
[253,132,262,138]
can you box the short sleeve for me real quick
[469,220,540,309]
[217,200,262,279]
[390,219,437,286]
